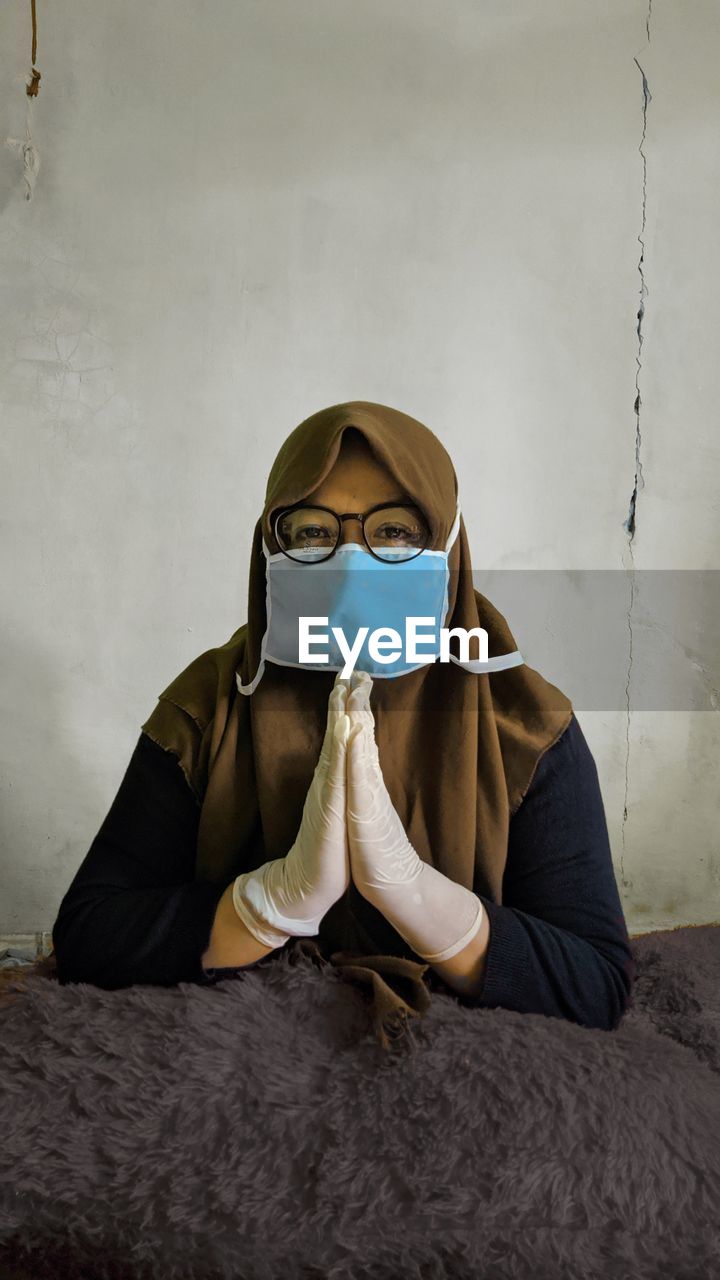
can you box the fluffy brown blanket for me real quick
[0,924,718,1280]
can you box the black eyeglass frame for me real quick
[272,500,431,564]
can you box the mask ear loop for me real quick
[445,494,525,675]
[438,496,461,631]
[444,496,461,553]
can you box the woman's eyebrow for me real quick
[362,495,415,507]
[302,497,413,510]
[385,495,413,505]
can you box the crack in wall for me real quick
[621,569,636,890]
[621,0,653,892]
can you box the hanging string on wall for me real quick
[26,0,42,97]
[5,0,42,199]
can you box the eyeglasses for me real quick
[273,501,431,564]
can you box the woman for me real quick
[52,400,636,1046]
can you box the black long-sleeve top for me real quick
[51,713,636,1031]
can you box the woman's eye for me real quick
[376,523,412,542]
[296,524,329,541]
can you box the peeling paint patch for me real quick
[5,92,41,201]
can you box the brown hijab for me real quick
[141,401,573,1047]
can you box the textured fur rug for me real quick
[0,924,718,1280]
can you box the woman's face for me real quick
[303,431,415,550]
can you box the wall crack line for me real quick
[621,0,652,891]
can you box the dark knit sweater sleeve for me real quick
[470,713,637,1031]
[51,732,227,989]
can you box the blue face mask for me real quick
[236,500,524,693]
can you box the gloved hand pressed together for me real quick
[232,669,484,965]
[345,670,484,963]
[231,676,351,946]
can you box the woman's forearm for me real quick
[201,881,277,970]
[428,904,491,997]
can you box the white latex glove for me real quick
[346,670,484,964]
[232,673,351,947]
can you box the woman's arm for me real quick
[202,881,276,969]
[454,714,636,1031]
[52,732,270,988]
[426,908,491,996]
